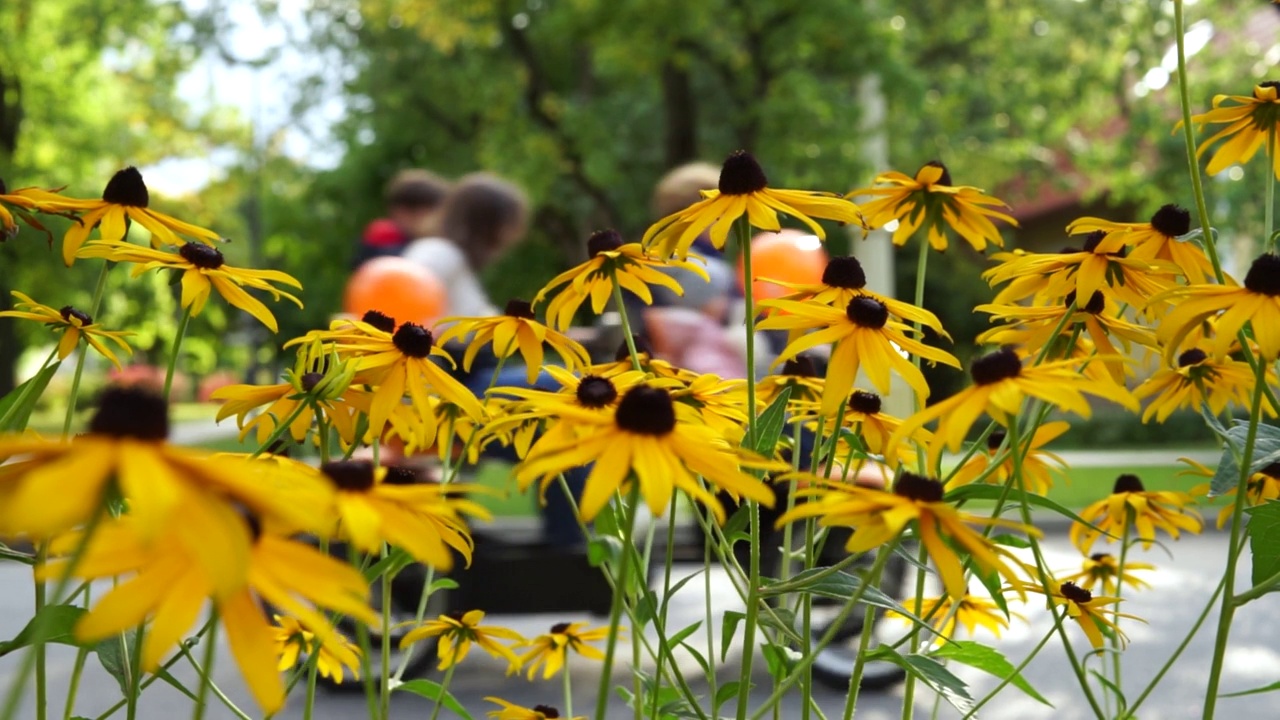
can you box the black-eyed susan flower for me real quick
[1058,553,1154,597]
[515,384,778,522]
[401,609,524,670]
[0,291,133,368]
[534,229,710,331]
[1067,205,1215,285]
[947,422,1069,495]
[0,387,331,559]
[852,161,1017,252]
[77,239,301,332]
[36,167,222,265]
[778,473,1038,600]
[671,373,751,440]
[791,389,929,468]
[50,514,378,715]
[1031,580,1143,650]
[1185,459,1280,528]
[756,354,825,408]
[1154,253,1280,361]
[1133,348,1274,423]
[486,697,584,720]
[587,336,700,383]
[320,460,489,571]
[273,613,361,684]
[887,347,1138,468]
[0,180,72,241]
[512,621,610,680]
[642,151,864,259]
[1184,81,1280,179]
[888,592,1021,640]
[437,298,590,384]
[1070,474,1202,553]
[759,295,960,416]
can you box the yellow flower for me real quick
[1070,474,1202,553]
[888,347,1138,468]
[1153,253,1280,361]
[1031,581,1142,650]
[437,299,590,384]
[777,473,1038,600]
[534,229,710,331]
[211,343,358,445]
[1185,459,1280,528]
[34,167,222,265]
[852,161,1017,252]
[516,384,778,521]
[790,389,930,468]
[512,621,611,680]
[947,421,1068,495]
[889,593,1021,640]
[671,373,751,440]
[0,180,72,241]
[49,514,378,716]
[1183,82,1280,179]
[273,613,361,684]
[320,460,489,571]
[1133,348,1274,423]
[642,151,864,259]
[77,239,301,332]
[756,355,826,408]
[1058,553,1154,597]
[0,291,133,368]
[401,609,524,670]
[1066,205,1215,285]
[758,295,960,416]
[485,697,585,720]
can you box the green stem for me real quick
[349,545,380,720]
[608,269,643,373]
[736,216,760,443]
[92,620,213,720]
[302,636,321,720]
[181,630,252,720]
[1111,531,1132,702]
[190,612,219,720]
[0,346,58,430]
[649,498,679,720]
[379,549,392,720]
[564,663,574,720]
[1267,126,1276,253]
[426,664,456,720]
[393,567,437,681]
[61,263,111,436]
[595,483,641,720]
[124,624,145,720]
[1202,359,1268,719]
[841,547,890,720]
[1234,566,1280,606]
[248,401,310,459]
[61,646,90,720]
[34,543,48,720]
[963,624,1058,719]
[1173,0,1224,282]
[163,306,193,402]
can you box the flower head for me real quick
[0,291,133,368]
[888,592,1022,641]
[401,609,524,670]
[512,621,611,680]
[1184,81,1280,179]
[1070,474,1202,553]
[273,614,361,684]
[1058,553,1153,597]
[0,181,75,242]
[437,298,590,384]
[1133,347,1275,423]
[1032,580,1143,649]
[852,161,1018,251]
[1153,253,1280,361]
[1066,205,1215,284]
[947,422,1069,495]
[486,697,585,720]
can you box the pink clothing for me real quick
[643,307,750,378]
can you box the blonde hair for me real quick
[651,162,720,218]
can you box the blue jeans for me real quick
[461,363,588,547]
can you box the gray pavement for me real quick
[2,530,1277,719]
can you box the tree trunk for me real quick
[661,60,697,168]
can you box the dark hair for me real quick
[431,173,529,269]
[385,169,451,210]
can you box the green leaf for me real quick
[0,604,87,657]
[678,641,710,676]
[747,386,792,457]
[393,679,475,719]
[932,641,1051,707]
[1089,669,1127,711]
[587,536,623,569]
[721,504,751,545]
[1223,680,1280,697]
[362,546,414,582]
[666,620,702,648]
[761,567,922,625]
[760,642,796,682]
[95,634,133,697]
[1246,501,1280,593]
[714,680,742,713]
[867,646,973,714]
[0,542,34,565]
[0,361,61,431]
[427,577,459,595]
[945,483,1092,526]
[1210,422,1280,497]
[720,610,745,662]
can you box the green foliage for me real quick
[0,604,86,657]
[393,679,474,719]
[932,640,1052,706]
[866,645,974,713]
[1245,500,1280,594]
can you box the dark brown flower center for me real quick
[1177,348,1208,367]
[845,296,888,328]
[822,256,867,289]
[532,706,561,718]
[392,322,434,358]
[504,298,535,319]
[614,385,676,435]
[1260,462,1280,478]
[1081,231,1109,253]
[848,390,882,415]
[300,372,325,392]
[101,167,150,207]
[782,354,818,377]
[550,622,572,634]
[986,429,1007,451]
[1150,204,1191,237]
[178,242,225,269]
[89,385,170,441]
[0,178,7,195]
[718,151,768,195]
[576,376,618,408]
[362,310,396,332]
[1244,254,1280,296]
[383,465,422,485]
[970,347,1022,385]
[1113,473,1145,494]
[59,306,93,326]
[923,160,952,187]
[587,229,625,257]
[321,460,377,491]
[1089,552,1112,563]
[1059,581,1093,604]
[894,472,945,503]
[616,335,653,361]
[1064,290,1105,315]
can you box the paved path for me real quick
[2,531,1276,719]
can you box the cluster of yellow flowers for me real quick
[1,80,1278,717]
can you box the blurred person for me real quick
[352,169,451,268]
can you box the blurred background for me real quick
[0,0,1275,453]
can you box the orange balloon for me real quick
[343,257,447,326]
[737,229,829,300]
